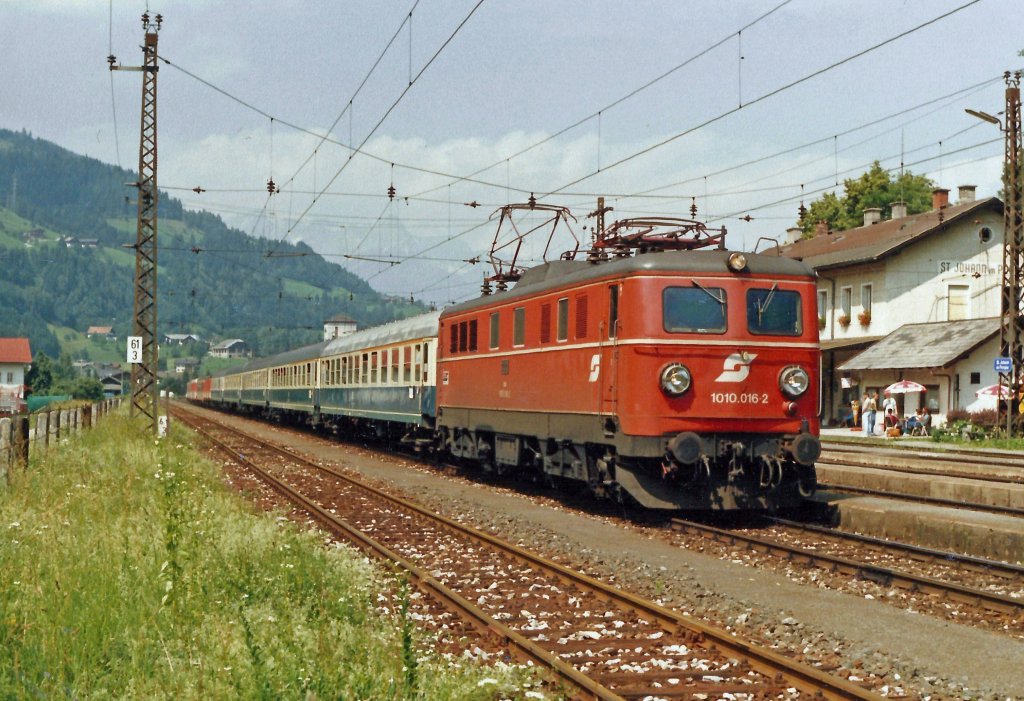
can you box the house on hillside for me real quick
[98,369,127,398]
[0,337,32,415]
[208,339,250,359]
[87,326,116,341]
[323,313,357,341]
[162,333,203,346]
[780,185,1004,425]
[174,358,199,374]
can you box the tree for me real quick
[798,161,935,235]
[25,351,54,395]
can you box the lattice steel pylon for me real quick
[111,13,162,433]
[999,71,1023,436]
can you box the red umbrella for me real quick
[975,383,1011,398]
[884,379,926,394]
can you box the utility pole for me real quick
[110,12,162,434]
[998,71,1023,436]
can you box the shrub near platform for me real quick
[0,416,542,700]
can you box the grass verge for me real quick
[0,414,549,699]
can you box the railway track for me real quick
[819,442,1024,484]
[174,405,880,700]
[669,516,1024,622]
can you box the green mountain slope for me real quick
[0,128,424,358]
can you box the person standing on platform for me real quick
[860,393,871,435]
[865,391,879,436]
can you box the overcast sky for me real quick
[1,0,1021,307]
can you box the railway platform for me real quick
[812,428,1024,562]
[809,492,1023,562]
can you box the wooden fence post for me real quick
[38,412,49,448]
[0,417,10,486]
[13,416,29,469]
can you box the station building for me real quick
[780,186,1005,426]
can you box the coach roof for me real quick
[442,249,815,316]
[321,310,441,358]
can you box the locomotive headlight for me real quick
[660,363,692,396]
[779,365,810,397]
[727,252,747,271]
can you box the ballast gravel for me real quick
[197,412,1024,700]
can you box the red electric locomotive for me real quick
[437,207,820,510]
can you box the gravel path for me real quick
[196,412,1024,700]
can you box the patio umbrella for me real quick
[975,383,1011,398]
[884,379,926,394]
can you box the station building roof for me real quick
[839,317,999,371]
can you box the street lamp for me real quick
[964,108,1001,126]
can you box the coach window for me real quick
[747,286,802,336]
[391,349,400,383]
[554,298,568,342]
[458,321,468,352]
[361,353,368,384]
[449,324,458,354]
[489,312,500,349]
[469,319,478,351]
[422,343,430,382]
[608,285,619,339]
[663,286,726,333]
[404,346,412,382]
[513,307,526,346]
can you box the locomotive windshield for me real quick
[747,286,802,335]
[663,285,726,333]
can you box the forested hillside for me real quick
[0,128,424,358]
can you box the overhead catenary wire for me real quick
[263,0,487,258]
[539,0,983,198]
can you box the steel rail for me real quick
[818,482,1024,518]
[820,439,1024,468]
[817,453,1024,485]
[670,518,1024,616]
[176,410,623,701]
[176,406,880,700]
[768,516,1024,578]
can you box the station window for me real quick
[861,284,872,316]
[948,284,968,321]
[840,287,852,319]
[970,371,981,384]
[513,307,525,346]
[817,289,828,319]
[489,312,500,349]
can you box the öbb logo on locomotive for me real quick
[188,206,821,512]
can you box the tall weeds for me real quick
[0,414,541,699]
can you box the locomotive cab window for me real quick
[663,285,726,333]
[747,285,802,336]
